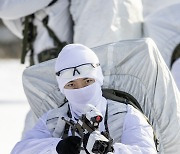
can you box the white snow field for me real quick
[0,59,30,154]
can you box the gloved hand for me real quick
[83,131,114,154]
[56,136,81,154]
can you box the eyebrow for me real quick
[68,78,90,83]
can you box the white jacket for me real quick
[70,0,143,48]
[11,101,157,154]
[0,0,73,63]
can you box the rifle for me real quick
[61,105,114,154]
[61,114,102,138]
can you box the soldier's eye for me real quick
[67,83,74,87]
[85,79,94,84]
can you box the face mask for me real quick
[64,82,103,117]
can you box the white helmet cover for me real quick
[55,44,104,93]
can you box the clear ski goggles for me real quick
[56,63,100,79]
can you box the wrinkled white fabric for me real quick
[11,112,61,154]
[143,4,180,90]
[0,0,52,19]
[55,44,104,93]
[70,0,143,48]
[113,105,157,154]
[144,3,180,68]
[142,0,180,17]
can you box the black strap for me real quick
[21,14,36,65]
[42,16,67,50]
[62,122,70,140]
[48,0,58,6]
[62,104,72,139]
[104,103,109,134]
[37,48,61,63]
[170,43,180,69]
[102,89,144,113]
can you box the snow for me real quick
[0,59,30,154]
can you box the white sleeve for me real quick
[113,105,157,154]
[0,0,52,20]
[11,112,61,154]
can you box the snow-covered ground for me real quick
[0,59,30,154]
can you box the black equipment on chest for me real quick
[62,113,102,137]
[62,112,114,154]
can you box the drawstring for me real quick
[62,105,72,139]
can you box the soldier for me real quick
[11,44,157,154]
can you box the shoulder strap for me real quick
[42,16,67,50]
[170,44,180,69]
[102,89,143,113]
[21,14,36,65]
[38,14,67,62]
[48,0,58,6]
[62,104,71,139]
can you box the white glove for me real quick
[83,130,110,154]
